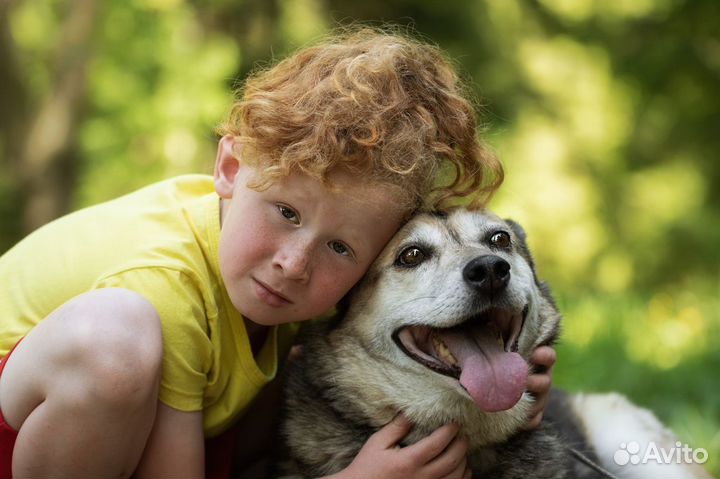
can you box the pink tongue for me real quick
[442,329,528,412]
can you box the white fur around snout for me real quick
[333,210,557,447]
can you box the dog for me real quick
[277,209,712,479]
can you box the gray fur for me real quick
[276,210,696,479]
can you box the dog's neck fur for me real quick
[321,320,536,450]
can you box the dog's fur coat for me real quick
[277,210,711,479]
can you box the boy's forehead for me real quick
[333,182,409,229]
[333,169,411,207]
[270,169,403,209]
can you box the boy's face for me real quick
[214,137,406,326]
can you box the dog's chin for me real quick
[391,305,529,413]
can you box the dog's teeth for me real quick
[490,324,504,349]
[431,334,458,367]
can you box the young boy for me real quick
[0,28,554,478]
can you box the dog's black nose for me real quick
[463,255,511,295]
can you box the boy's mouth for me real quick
[253,278,293,306]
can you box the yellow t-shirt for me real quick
[0,175,297,437]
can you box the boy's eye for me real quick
[329,241,351,257]
[278,205,300,224]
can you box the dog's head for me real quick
[332,209,560,444]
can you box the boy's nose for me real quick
[274,241,312,282]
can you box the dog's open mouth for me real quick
[393,306,529,412]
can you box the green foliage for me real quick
[1,0,718,474]
[76,1,239,205]
[555,284,720,474]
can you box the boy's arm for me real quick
[134,402,205,478]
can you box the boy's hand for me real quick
[330,414,470,479]
[523,345,557,430]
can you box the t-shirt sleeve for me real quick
[93,267,212,412]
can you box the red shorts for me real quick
[0,339,21,479]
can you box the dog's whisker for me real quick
[396,295,439,307]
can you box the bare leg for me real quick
[0,288,163,478]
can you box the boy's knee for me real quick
[61,289,163,404]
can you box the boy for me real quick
[0,28,554,478]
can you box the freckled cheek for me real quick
[310,269,365,311]
[221,222,276,276]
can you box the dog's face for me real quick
[334,209,560,444]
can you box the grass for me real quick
[551,286,720,476]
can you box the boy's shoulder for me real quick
[106,174,215,206]
[1,174,221,306]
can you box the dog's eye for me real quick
[489,231,511,248]
[397,247,426,267]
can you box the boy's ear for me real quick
[214,135,241,198]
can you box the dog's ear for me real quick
[504,218,536,273]
[505,218,562,343]
[504,218,527,244]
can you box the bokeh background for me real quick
[1,0,718,474]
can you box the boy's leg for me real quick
[0,288,163,478]
[0,340,23,479]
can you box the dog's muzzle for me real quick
[393,255,529,413]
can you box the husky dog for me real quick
[278,209,711,479]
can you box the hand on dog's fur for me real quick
[329,414,470,479]
[523,345,557,430]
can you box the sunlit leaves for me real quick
[75,1,238,206]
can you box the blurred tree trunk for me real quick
[200,0,282,82]
[0,0,98,237]
[0,0,29,247]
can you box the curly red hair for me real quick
[218,26,503,212]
